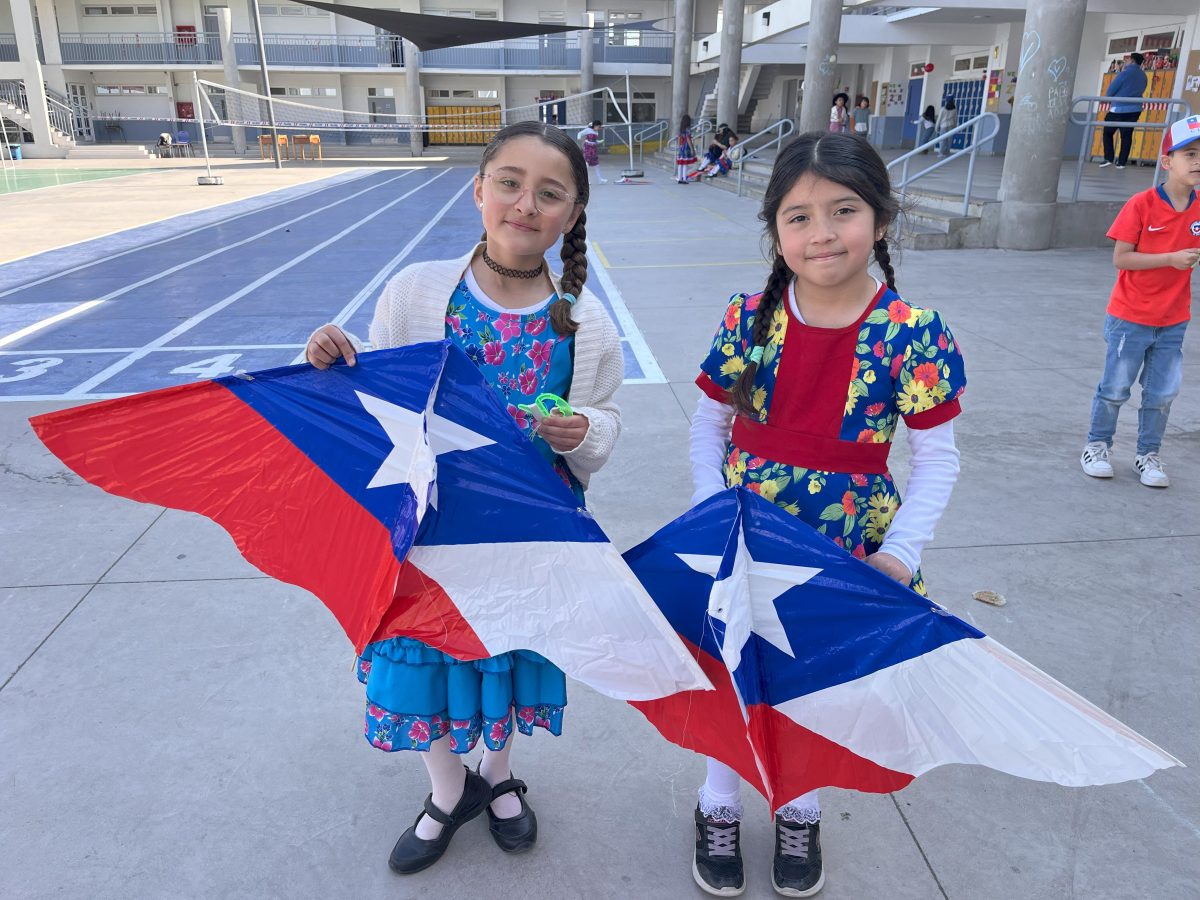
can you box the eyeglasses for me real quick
[480,173,579,214]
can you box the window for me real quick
[270,87,338,97]
[367,87,395,97]
[972,55,988,69]
[1107,35,1138,55]
[422,8,498,18]
[305,6,329,15]
[279,4,304,15]
[109,6,135,14]
[427,89,451,98]
[953,58,971,73]
[478,89,497,99]
[608,10,643,47]
[84,3,157,13]
[606,90,655,123]
[94,84,165,94]
[538,11,565,23]
[952,53,989,74]
[452,89,475,98]
[83,6,108,14]
[1140,30,1178,51]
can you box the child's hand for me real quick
[864,551,912,586]
[306,324,356,369]
[1168,248,1200,270]
[536,412,589,452]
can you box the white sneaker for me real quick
[1098,161,1113,168]
[1134,453,1169,488]
[1080,442,1114,478]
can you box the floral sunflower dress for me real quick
[357,273,579,754]
[696,282,966,594]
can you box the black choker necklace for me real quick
[482,249,544,280]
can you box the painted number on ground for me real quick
[0,357,64,383]
[170,354,244,380]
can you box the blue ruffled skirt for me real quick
[357,637,566,753]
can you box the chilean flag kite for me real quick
[627,489,1182,809]
[30,341,710,701]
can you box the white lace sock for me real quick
[414,739,466,840]
[698,757,744,823]
[480,725,522,820]
[776,789,821,825]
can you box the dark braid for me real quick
[553,211,587,335]
[874,237,897,292]
[728,254,791,416]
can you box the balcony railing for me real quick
[0,33,19,62]
[593,29,673,64]
[56,30,673,69]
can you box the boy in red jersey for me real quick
[1081,115,1200,487]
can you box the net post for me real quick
[249,0,282,169]
[193,72,222,186]
[621,70,642,179]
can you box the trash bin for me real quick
[6,145,21,160]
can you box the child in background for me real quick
[305,122,623,875]
[934,98,958,156]
[851,96,871,137]
[578,120,607,184]
[687,132,966,897]
[676,114,699,183]
[829,93,849,133]
[1080,115,1200,488]
[914,105,936,151]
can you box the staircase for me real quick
[0,80,75,156]
[738,65,778,134]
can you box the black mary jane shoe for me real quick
[388,767,490,875]
[485,775,538,853]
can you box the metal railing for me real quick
[886,112,1000,216]
[735,118,796,197]
[1068,95,1193,202]
[0,34,18,62]
[0,79,28,111]
[46,94,74,136]
[60,31,223,64]
[592,29,673,64]
[421,35,578,70]
[668,117,714,153]
[235,33,405,68]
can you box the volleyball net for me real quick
[192,79,628,148]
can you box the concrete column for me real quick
[215,8,246,153]
[798,0,841,134]
[33,0,67,95]
[404,38,423,157]
[671,0,694,127]
[10,0,58,156]
[996,0,1088,250]
[714,0,744,130]
[579,14,594,94]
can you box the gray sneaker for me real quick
[1134,453,1169,488]
[1080,442,1114,478]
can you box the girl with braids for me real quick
[304,122,622,876]
[687,132,966,898]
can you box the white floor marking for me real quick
[587,245,666,384]
[67,168,455,397]
[289,175,476,364]
[0,301,104,349]
[0,171,415,348]
[0,169,377,298]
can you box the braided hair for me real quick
[727,131,900,416]
[477,121,589,335]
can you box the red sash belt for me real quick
[732,417,891,474]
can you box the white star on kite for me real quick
[678,526,822,673]
[355,381,494,522]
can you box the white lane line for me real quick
[0,393,126,403]
[0,171,418,351]
[289,175,476,364]
[0,347,137,355]
[68,168,455,397]
[0,301,105,349]
[586,245,667,384]
[0,169,377,298]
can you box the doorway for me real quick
[66,83,94,142]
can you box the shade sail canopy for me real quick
[291,2,581,50]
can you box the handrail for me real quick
[632,119,667,164]
[0,79,29,111]
[667,116,713,152]
[886,112,999,217]
[46,94,74,136]
[1068,95,1193,202]
[736,117,795,197]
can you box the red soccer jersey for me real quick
[1106,186,1200,327]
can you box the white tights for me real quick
[413,724,521,839]
[675,163,690,181]
[698,757,821,825]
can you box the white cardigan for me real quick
[343,243,623,489]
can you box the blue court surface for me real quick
[0,167,664,401]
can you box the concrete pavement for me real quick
[1,164,1197,899]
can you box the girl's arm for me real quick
[874,419,960,581]
[557,309,623,476]
[689,394,735,506]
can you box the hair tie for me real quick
[747,345,765,365]
[560,292,577,306]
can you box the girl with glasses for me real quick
[304,121,623,877]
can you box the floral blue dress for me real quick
[358,276,578,754]
[697,284,967,594]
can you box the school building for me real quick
[3,0,1199,242]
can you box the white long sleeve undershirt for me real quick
[688,394,959,578]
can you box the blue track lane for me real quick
[0,166,653,400]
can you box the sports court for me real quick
[2,152,1198,899]
[0,164,663,402]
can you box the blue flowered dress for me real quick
[358,275,578,754]
[697,282,966,594]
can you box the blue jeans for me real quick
[1087,314,1187,455]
